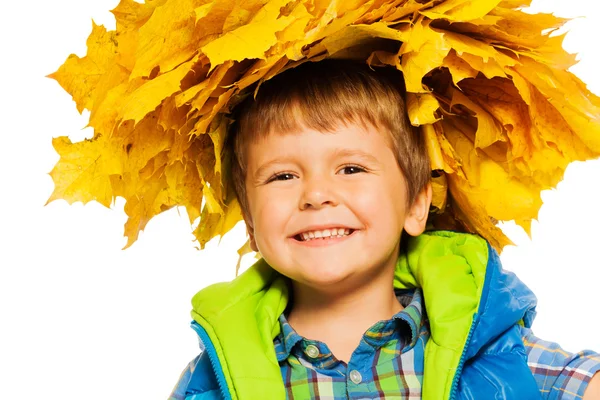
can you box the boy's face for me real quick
[244,121,431,292]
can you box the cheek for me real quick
[252,189,296,234]
[349,182,406,230]
[346,186,386,225]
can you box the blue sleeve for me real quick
[521,326,600,399]
[168,355,201,400]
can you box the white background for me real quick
[0,1,599,398]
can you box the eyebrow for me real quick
[332,148,381,165]
[253,156,297,181]
[253,148,381,181]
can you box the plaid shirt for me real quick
[273,289,600,400]
[170,289,600,399]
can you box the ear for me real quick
[403,183,433,237]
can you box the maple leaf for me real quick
[48,135,121,208]
[48,0,600,263]
[48,22,122,114]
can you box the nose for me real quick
[299,175,339,210]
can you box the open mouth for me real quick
[293,228,356,242]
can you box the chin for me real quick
[297,268,357,287]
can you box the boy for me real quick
[169,60,600,399]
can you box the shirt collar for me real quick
[393,287,425,349]
[274,311,305,362]
[273,288,426,363]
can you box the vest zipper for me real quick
[449,241,496,399]
[191,321,233,400]
[448,314,478,400]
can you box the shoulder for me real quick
[520,326,600,399]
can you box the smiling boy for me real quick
[170,60,600,399]
[244,120,429,364]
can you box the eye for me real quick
[267,172,296,183]
[339,165,366,175]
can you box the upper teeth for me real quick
[300,228,351,241]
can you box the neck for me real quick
[285,266,403,354]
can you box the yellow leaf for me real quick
[441,8,570,68]
[286,0,376,61]
[443,116,541,241]
[122,165,169,248]
[120,58,195,125]
[157,97,190,132]
[192,89,235,136]
[430,172,448,213]
[219,197,244,243]
[455,53,507,80]
[443,50,479,85]
[315,22,405,57]
[490,7,569,49]
[207,116,227,177]
[164,160,203,224]
[194,3,212,22]
[175,61,233,108]
[406,93,441,126]
[225,0,284,32]
[194,209,221,249]
[399,19,451,93]
[87,77,144,136]
[114,115,175,177]
[447,174,513,250]
[237,56,288,91]
[382,0,429,23]
[201,0,295,69]
[443,30,517,68]
[115,30,140,72]
[48,22,119,113]
[111,0,167,31]
[458,76,582,188]
[423,124,447,172]
[450,87,505,149]
[194,196,243,249]
[47,135,121,208]
[355,0,403,25]
[420,0,502,22]
[498,1,532,8]
[235,238,255,276]
[535,33,578,70]
[276,9,311,44]
[513,59,600,153]
[130,0,201,78]
[201,182,223,215]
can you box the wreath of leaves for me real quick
[49,0,600,265]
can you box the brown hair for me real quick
[225,59,431,221]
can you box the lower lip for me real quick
[290,230,358,247]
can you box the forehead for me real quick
[246,120,395,166]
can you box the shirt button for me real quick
[349,370,362,384]
[305,344,320,358]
